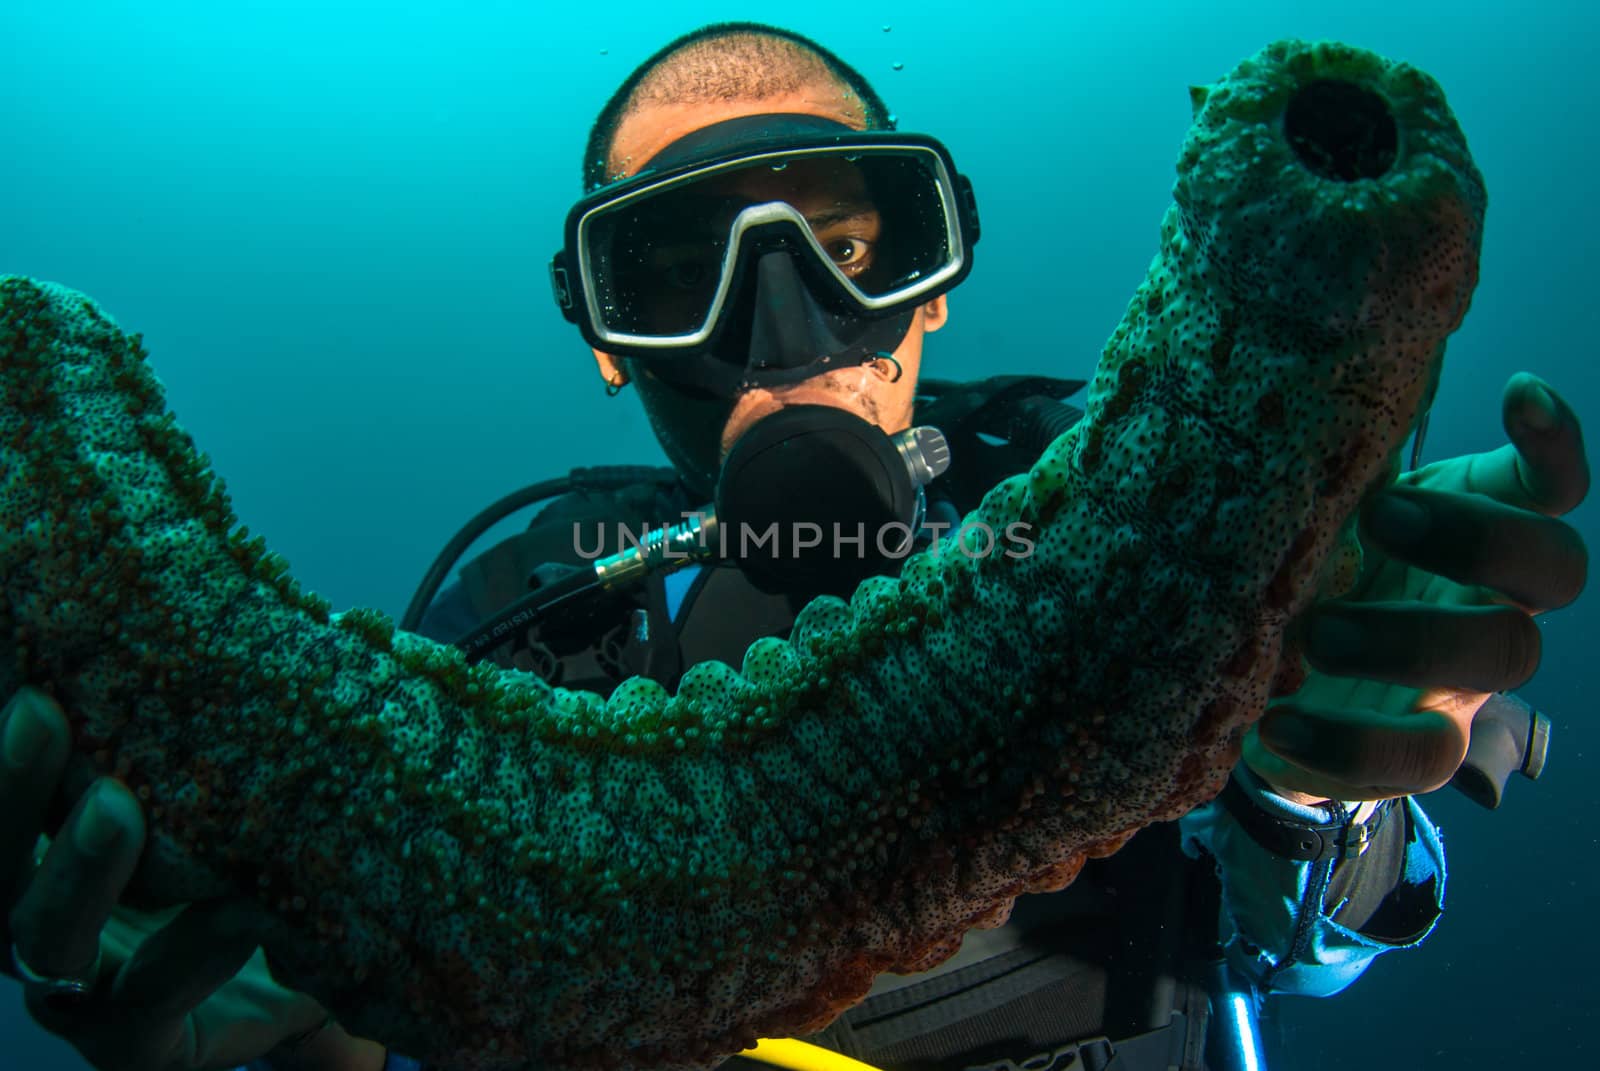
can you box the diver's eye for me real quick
[664,262,711,290]
[650,251,718,291]
[825,237,874,274]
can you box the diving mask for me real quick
[549,114,980,394]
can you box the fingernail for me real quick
[1367,492,1429,547]
[73,782,126,856]
[1263,716,1315,758]
[1521,382,1558,432]
[2,696,49,770]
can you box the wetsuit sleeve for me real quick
[1179,763,1446,998]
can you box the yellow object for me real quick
[741,1039,886,1071]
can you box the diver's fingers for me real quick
[109,898,262,1024]
[1240,728,1399,803]
[1439,374,1590,515]
[1500,373,1589,514]
[1302,602,1541,693]
[9,778,145,1001]
[1255,702,1468,799]
[0,689,74,948]
[1363,485,1587,610]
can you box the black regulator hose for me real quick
[399,465,677,634]
[1009,395,1083,456]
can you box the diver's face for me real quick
[591,88,949,457]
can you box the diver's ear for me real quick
[592,349,630,388]
[921,295,950,334]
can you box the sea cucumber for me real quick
[0,40,1483,1071]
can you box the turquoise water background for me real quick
[2,1,1595,1067]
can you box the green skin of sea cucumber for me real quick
[0,39,1482,1071]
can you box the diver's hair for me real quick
[583,22,894,192]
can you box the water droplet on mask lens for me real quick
[892,62,904,71]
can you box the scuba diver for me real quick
[394,23,1576,1071]
[0,20,1587,1071]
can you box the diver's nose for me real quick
[747,251,851,372]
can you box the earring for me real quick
[605,371,628,397]
[870,352,903,384]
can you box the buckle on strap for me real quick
[1219,776,1392,863]
[1343,807,1382,858]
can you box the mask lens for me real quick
[591,194,734,336]
[849,153,952,298]
[579,145,957,341]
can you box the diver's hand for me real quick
[1,687,377,1071]
[1245,373,1588,802]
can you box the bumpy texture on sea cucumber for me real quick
[0,40,1481,1071]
